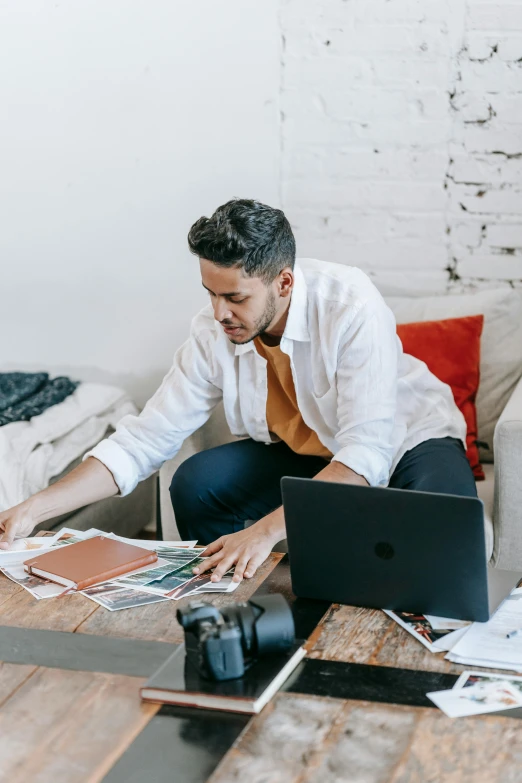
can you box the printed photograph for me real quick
[1,565,64,599]
[86,588,168,611]
[145,571,193,595]
[164,558,205,581]
[5,569,51,591]
[460,672,522,695]
[81,583,125,598]
[462,682,521,707]
[429,680,522,717]
[156,547,201,563]
[393,611,452,645]
[168,574,212,600]
[117,562,184,587]
[51,534,84,547]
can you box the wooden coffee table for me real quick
[211,602,522,783]
[1,549,521,783]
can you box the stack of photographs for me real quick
[383,610,471,653]
[0,528,239,611]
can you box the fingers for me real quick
[210,554,236,583]
[232,555,250,583]
[191,529,272,585]
[200,537,225,558]
[0,521,17,550]
[193,552,222,576]
[244,554,265,579]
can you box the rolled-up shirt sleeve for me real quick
[84,324,222,496]
[331,300,399,486]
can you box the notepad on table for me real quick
[24,535,158,591]
[141,642,306,714]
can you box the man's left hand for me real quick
[193,523,279,583]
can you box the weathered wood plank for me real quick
[0,577,21,608]
[303,700,420,783]
[0,580,99,632]
[308,604,515,676]
[0,662,37,707]
[307,605,393,664]
[389,705,522,783]
[0,667,157,783]
[211,694,522,783]
[76,553,284,643]
[208,693,346,782]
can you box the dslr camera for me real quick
[176,593,295,681]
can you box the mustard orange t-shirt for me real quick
[254,337,332,459]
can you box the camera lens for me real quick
[250,594,295,654]
[223,594,295,657]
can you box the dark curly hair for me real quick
[187,199,296,283]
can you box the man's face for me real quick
[200,259,282,344]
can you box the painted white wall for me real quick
[0,0,281,405]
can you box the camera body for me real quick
[177,594,295,681]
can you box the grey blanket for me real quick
[0,372,78,426]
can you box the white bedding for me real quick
[0,383,137,510]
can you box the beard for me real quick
[225,289,278,345]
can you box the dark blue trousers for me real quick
[170,437,477,545]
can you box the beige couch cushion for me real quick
[477,464,494,561]
[382,288,522,463]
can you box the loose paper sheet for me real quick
[447,592,522,671]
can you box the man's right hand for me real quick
[0,503,37,549]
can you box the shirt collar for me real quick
[234,262,309,356]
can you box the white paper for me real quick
[447,654,522,673]
[424,615,471,631]
[432,626,471,652]
[446,593,522,670]
[0,531,64,565]
[427,680,522,717]
[111,535,198,550]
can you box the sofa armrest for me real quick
[491,374,522,570]
[158,402,235,540]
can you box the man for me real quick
[0,199,476,583]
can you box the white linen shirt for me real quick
[86,258,467,494]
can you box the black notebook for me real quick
[140,642,306,714]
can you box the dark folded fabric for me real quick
[0,374,79,426]
[0,372,49,412]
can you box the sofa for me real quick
[0,378,156,540]
[159,285,522,571]
[33,437,156,539]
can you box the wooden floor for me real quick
[1,554,522,782]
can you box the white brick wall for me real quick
[280,0,522,292]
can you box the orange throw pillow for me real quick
[397,314,485,480]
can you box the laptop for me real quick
[281,477,521,622]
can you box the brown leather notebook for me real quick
[24,536,157,590]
